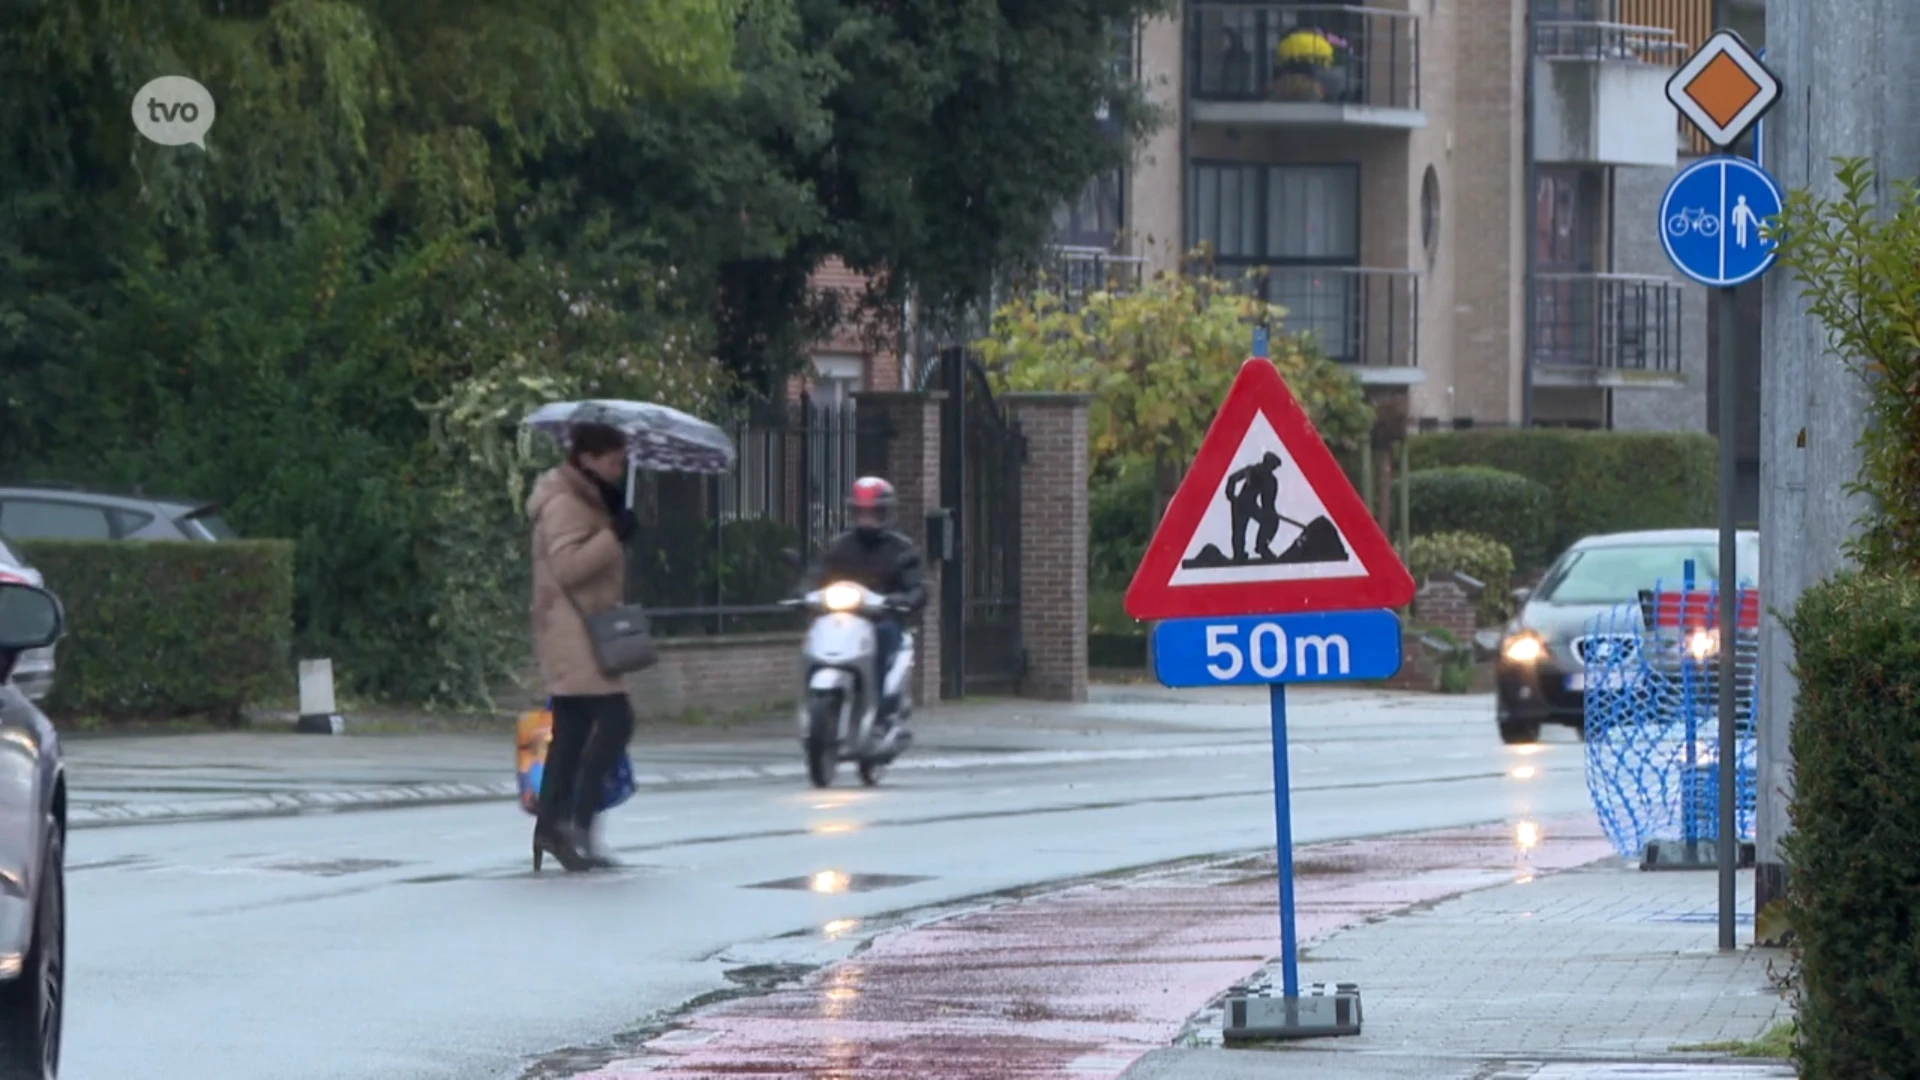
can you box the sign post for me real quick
[1660,27,1781,954]
[1125,333,1415,1039]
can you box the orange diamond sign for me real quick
[1667,30,1780,147]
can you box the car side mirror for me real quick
[1511,586,1532,606]
[0,583,62,651]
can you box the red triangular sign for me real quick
[1124,358,1416,620]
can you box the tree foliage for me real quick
[977,262,1375,509]
[1768,158,1920,575]
[0,0,1167,705]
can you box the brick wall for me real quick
[850,390,943,704]
[1005,393,1092,701]
[802,258,904,394]
[624,633,799,720]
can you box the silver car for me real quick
[0,537,54,702]
[0,486,236,542]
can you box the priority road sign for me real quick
[1151,609,1403,687]
[1122,358,1415,621]
[1659,155,1783,288]
[1666,30,1779,149]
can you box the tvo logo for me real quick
[132,76,216,149]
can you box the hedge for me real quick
[1406,466,1552,571]
[1783,572,1920,1078]
[1404,531,1516,626]
[1408,430,1715,561]
[22,540,295,721]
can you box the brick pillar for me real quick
[1003,393,1091,701]
[1413,578,1477,644]
[850,390,943,705]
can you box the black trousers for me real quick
[537,693,636,831]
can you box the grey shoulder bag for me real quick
[549,519,659,676]
[558,583,659,677]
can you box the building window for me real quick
[1054,169,1125,250]
[810,355,864,409]
[1532,165,1606,367]
[1189,162,1362,362]
[1421,166,1440,262]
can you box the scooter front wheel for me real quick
[805,696,838,788]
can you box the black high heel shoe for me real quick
[533,824,591,872]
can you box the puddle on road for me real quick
[260,857,408,877]
[745,871,933,893]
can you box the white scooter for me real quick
[781,581,914,787]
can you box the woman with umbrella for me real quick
[525,421,639,871]
[521,400,736,871]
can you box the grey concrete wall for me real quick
[1608,160,1708,433]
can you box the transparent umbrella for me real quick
[523,399,737,504]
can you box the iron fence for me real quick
[625,400,879,636]
[1530,272,1684,375]
[1188,3,1420,111]
[1531,0,1690,64]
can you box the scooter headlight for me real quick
[821,583,864,612]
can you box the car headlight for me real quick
[1502,633,1546,664]
[821,583,863,612]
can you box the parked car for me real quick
[1495,528,1759,745]
[0,580,68,1076]
[0,538,53,702]
[0,485,235,542]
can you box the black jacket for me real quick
[806,529,928,615]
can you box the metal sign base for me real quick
[1223,981,1363,1041]
[1641,838,1755,871]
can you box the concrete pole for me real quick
[1754,0,1920,915]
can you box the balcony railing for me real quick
[1532,20,1687,65]
[1215,262,1418,373]
[1188,4,1419,113]
[1530,272,1683,375]
[1047,245,1146,294]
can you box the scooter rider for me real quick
[804,476,928,728]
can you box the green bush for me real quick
[1406,466,1551,570]
[1408,430,1715,562]
[629,513,804,635]
[1404,531,1516,626]
[23,540,295,721]
[1089,471,1158,591]
[1782,571,1920,1078]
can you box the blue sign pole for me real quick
[1270,683,1300,998]
[1252,325,1270,360]
[1150,610,1404,1003]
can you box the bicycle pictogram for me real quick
[1666,206,1720,237]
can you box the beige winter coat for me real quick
[527,464,628,697]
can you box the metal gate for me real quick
[935,346,1027,696]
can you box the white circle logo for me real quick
[131,76,216,149]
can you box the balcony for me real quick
[1048,245,1147,295]
[1530,272,1685,386]
[1532,6,1688,167]
[1221,263,1421,384]
[1188,4,1422,130]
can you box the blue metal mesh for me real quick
[1581,578,1759,859]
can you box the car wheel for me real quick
[1499,719,1542,745]
[0,824,61,1079]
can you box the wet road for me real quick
[61,688,1592,1080]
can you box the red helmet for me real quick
[849,476,895,529]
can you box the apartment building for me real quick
[1083,0,1721,432]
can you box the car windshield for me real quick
[1536,539,1759,605]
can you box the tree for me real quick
[976,262,1375,515]
[1768,158,1920,575]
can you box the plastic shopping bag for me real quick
[515,704,636,817]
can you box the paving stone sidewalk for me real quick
[1129,859,1794,1079]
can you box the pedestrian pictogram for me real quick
[1123,357,1415,620]
[1666,30,1779,148]
[1660,154,1783,288]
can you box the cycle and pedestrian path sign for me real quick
[1660,154,1783,288]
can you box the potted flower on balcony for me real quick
[1271,28,1353,102]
